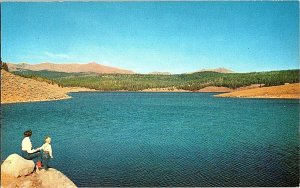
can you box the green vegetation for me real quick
[13,69,299,91]
[11,70,64,87]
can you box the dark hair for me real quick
[24,130,32,137]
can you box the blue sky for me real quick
[1,2,299,73]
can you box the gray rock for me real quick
[1,154,35,178]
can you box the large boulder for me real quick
[1,154,35,178]
[37,168,77,188]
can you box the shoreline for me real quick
[1,87,98,104]
[215,95,299,100]
[1,96,72,104]
[2,86,299,105]
[1,88,190,104]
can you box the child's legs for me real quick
[42,153,50,170]
[43,158,49,170]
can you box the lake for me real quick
[1,92,299,187]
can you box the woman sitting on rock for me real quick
[21,130,41,161]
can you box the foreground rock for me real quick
[1,154,77,188]
[37,168,77,188]
[216,83,300,99]
[1,154,35,177]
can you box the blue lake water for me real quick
[1,92,299,187]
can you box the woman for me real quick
[21,130,41,161]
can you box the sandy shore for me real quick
[216,83,300,99]
[141,87,190,92]
[1,88,98,104]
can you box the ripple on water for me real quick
[2,92,299,187]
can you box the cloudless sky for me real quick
[1,2,299,73]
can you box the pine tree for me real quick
[3,63,8,72]
[2,62,9,71]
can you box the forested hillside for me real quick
[13,69,299,91]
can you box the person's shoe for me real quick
[35,165,40,173]
[36,161,42,168]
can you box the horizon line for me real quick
[5,61,300,74]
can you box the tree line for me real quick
[0,61,9,71]
[13,69,300,91]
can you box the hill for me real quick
[1,70,94,104]
[7,62,135,74]
[193,67,234,73]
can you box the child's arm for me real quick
[38,144,44,151]
[49,145,53,158]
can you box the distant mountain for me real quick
[7,62,135,74]
[194,68,234,74]
[148,71,172,75]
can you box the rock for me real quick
[1,154,35,178]
[21,180,32,188]
[37,168,77,188]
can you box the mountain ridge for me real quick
[7,62,234,74]
[7,62,135,74]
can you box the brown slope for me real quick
[216,83,300,99]
[7,62,135,74]
[1,70,95,104]
[195,84,263,93]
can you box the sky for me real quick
[1,2,299,74]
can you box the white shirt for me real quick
[41,143,53,158]
[22,137,38,153]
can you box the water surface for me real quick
[1,92,299,186]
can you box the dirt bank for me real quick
[1,70,96,104]
[216,83,300,99]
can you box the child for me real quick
[40,136,53,170]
